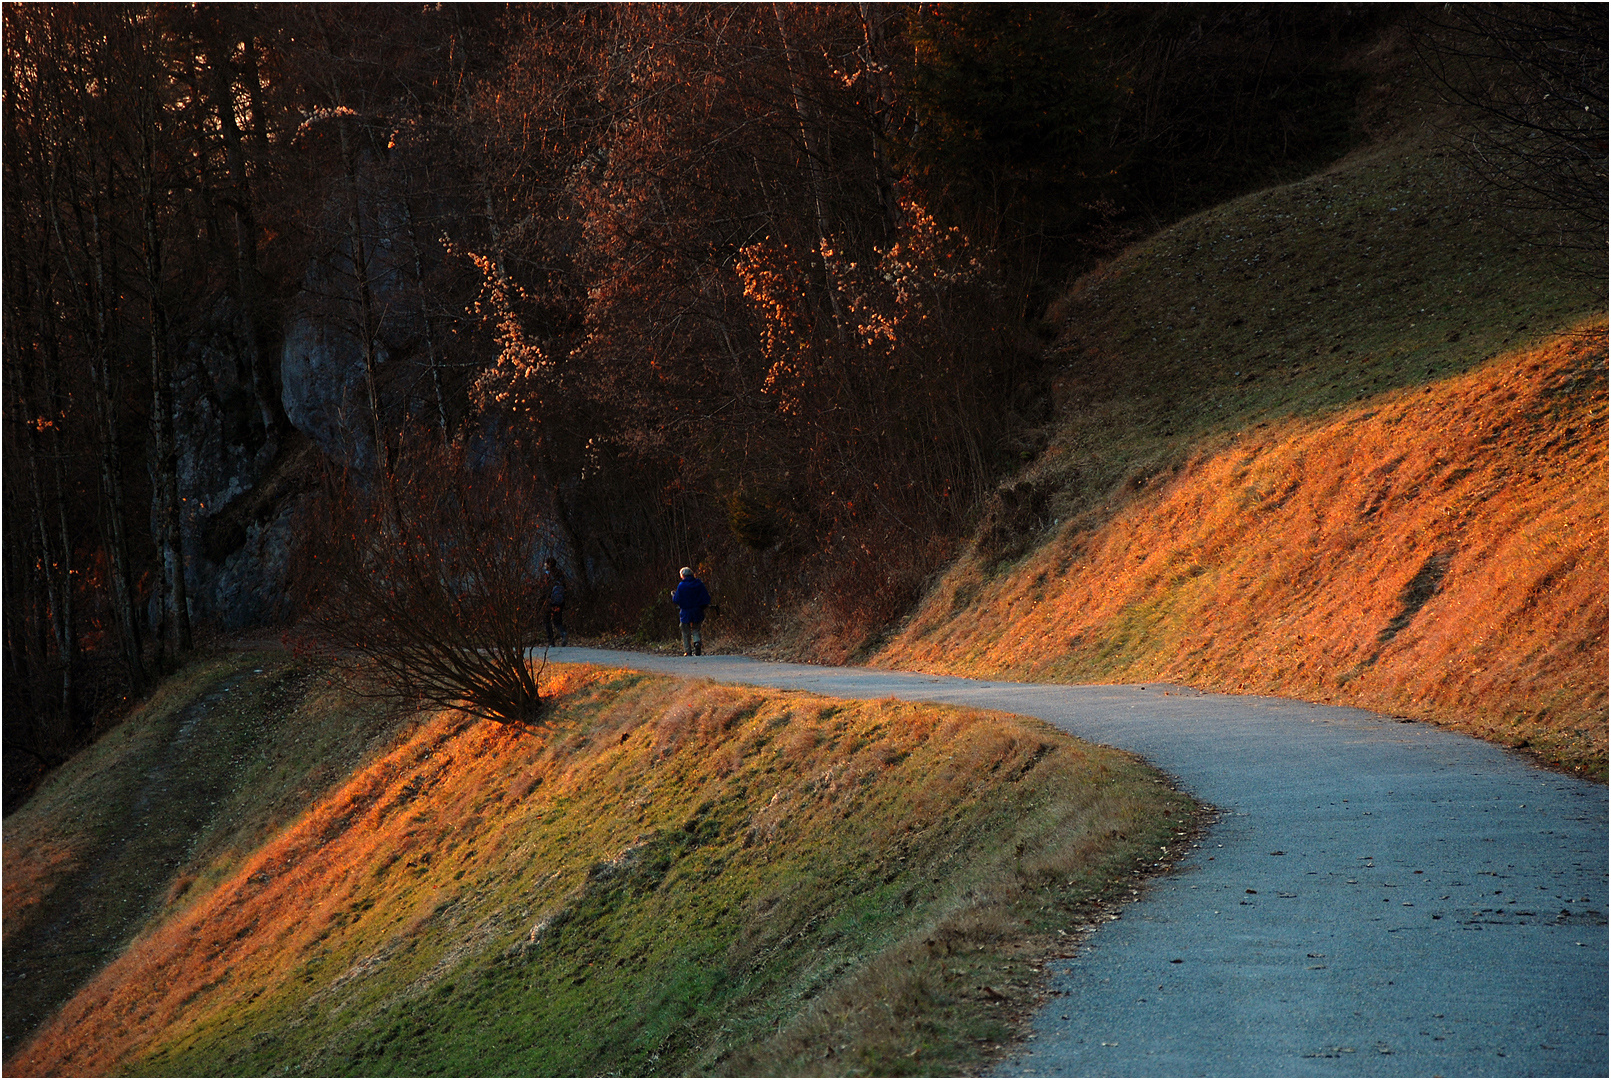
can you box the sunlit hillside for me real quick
[5,655,1191,1077]
[875,131,1608,777]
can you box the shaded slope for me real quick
[876,130,1607,776]
[7,662,1190,1077]
[1,654,395,1057]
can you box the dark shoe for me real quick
[693,642,702,656]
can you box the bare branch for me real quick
[291,436,555,726]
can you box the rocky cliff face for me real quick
[176,192,432,630]
[173,297,294,629]
[279,312,387,475]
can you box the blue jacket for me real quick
[671,577,711,624]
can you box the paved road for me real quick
[542,648,1608,1077]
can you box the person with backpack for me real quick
[542,557,568,648]
[671,566,711,655]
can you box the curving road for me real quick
[543,648,1608,1077]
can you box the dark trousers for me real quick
[546,605,567,646]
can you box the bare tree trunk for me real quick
[478,188,584,592]
[35,279,78,723]
[402,194,449,440]
[858,3,902,241]
[772,3,846,343]
[60,165,146,693]
[337,119,392,492]
[139,84,191,657]
[210,27,288,436]
[0,492,54,757]
[4,281,75,738]
[39,11,150,694]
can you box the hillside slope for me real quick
[5,654,1191,1077]
[876,131,1607,778]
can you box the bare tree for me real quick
[16,7,152,694]
[126,13,193,660]
[1417,3,1609,260]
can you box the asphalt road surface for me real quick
[542,647,1609,1077]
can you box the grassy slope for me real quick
[875,129,1608,778]
[1,653,400,1058]
[5,653,1193,1077]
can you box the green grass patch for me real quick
[8,659,1196,1077]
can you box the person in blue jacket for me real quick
[671,566,711,655]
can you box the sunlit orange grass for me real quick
[880,320,1608,773]
[10,664,613,1078]
[12,664,1127,1077]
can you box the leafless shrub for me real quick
[291,438,554,726]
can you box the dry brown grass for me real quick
[8,670,585,1077]
[879,321,1608,776]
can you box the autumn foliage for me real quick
[5,3,1600,782]
[455,5,1044,647]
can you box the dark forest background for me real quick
[5,3,1601,797]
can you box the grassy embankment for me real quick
[5,651,1194,1077]
[876,131,1607,779]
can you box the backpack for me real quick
[549,583,565,609]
